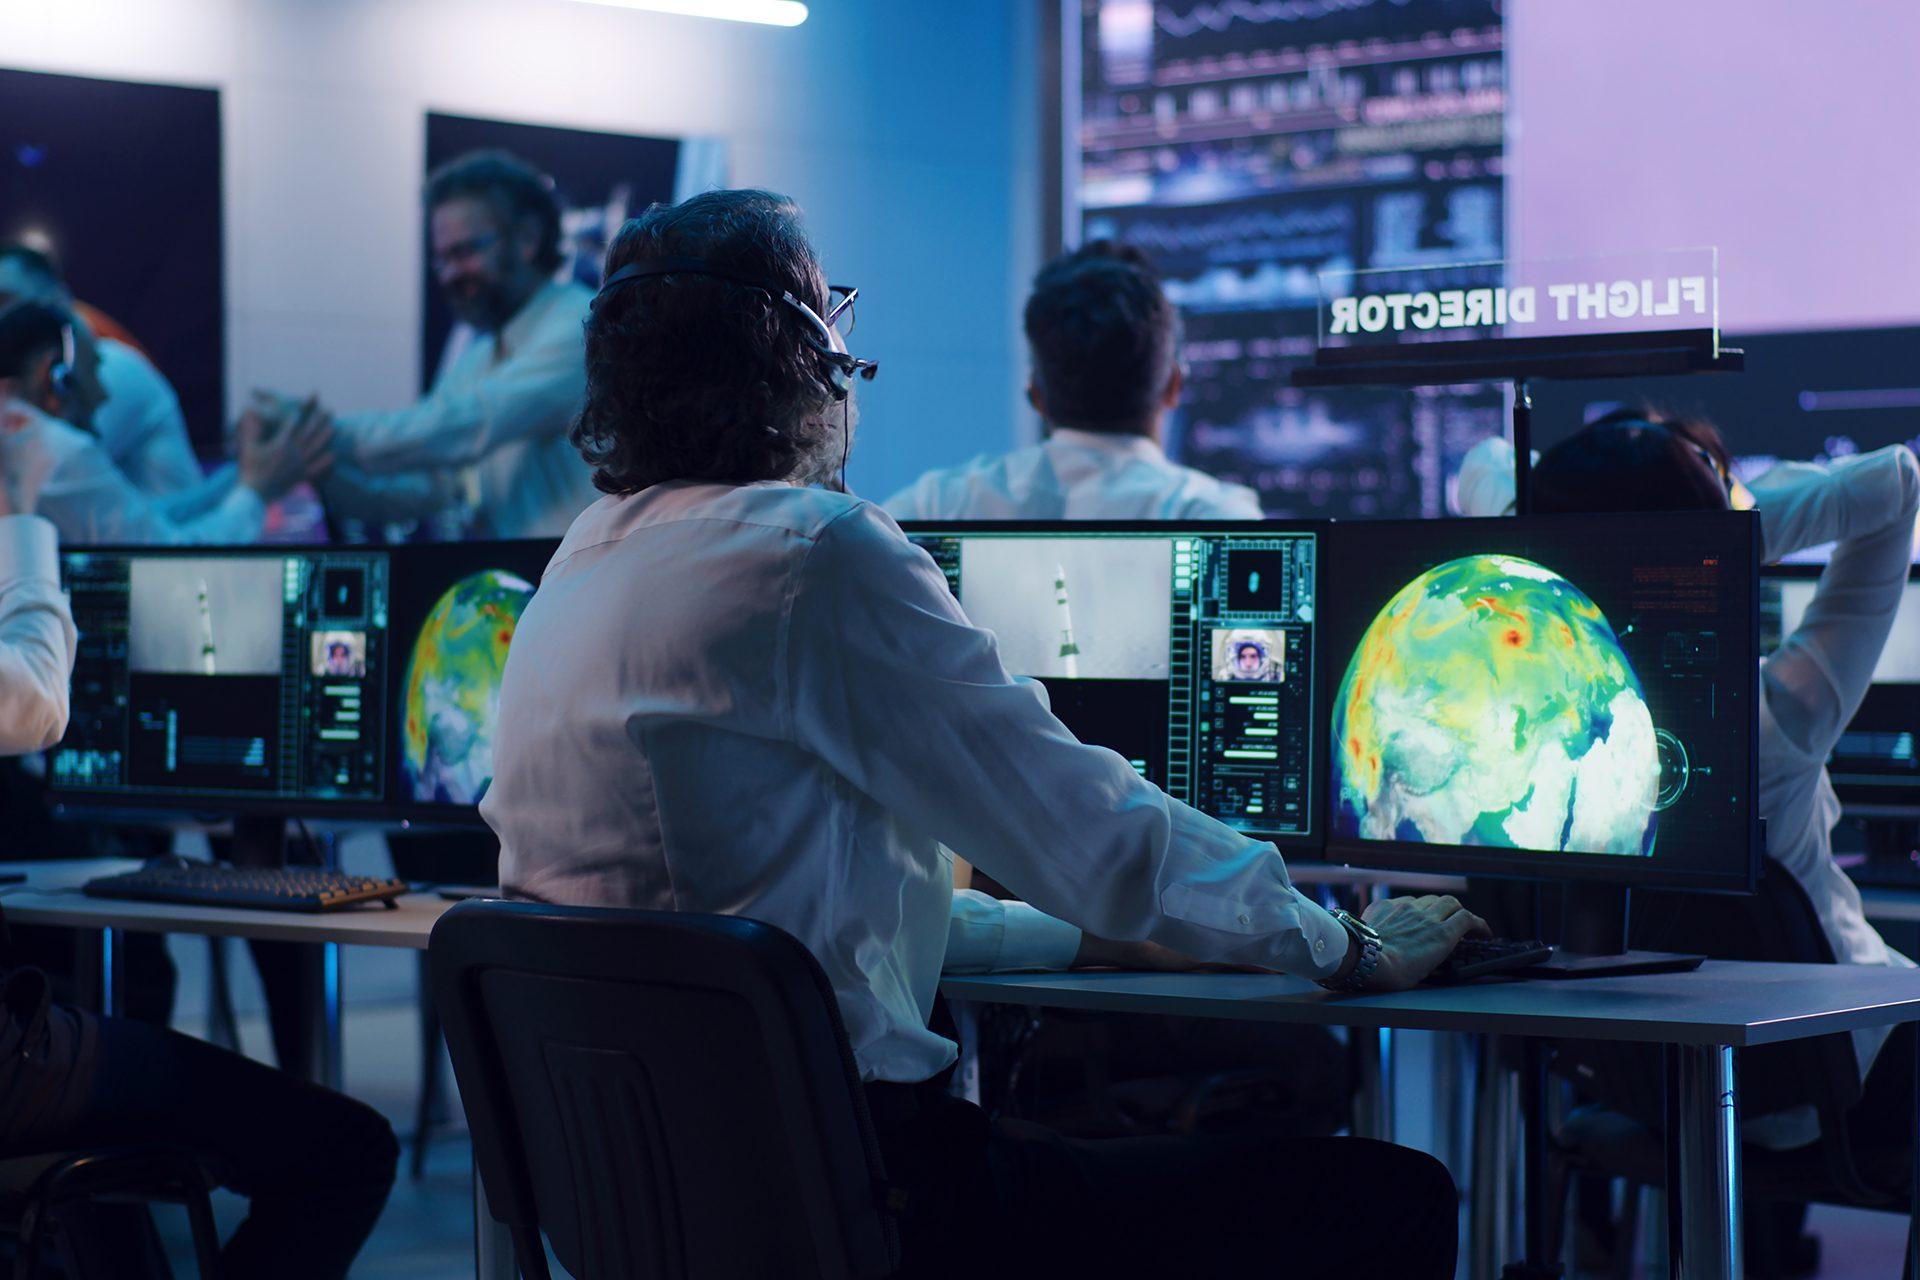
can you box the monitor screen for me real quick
[902,521,1323,846]
[383,540,557,819]
[51,547,391,811]
[1321,510,1760,889]
[1766,567,1920,805]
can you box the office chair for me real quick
[0,1146,221,1279]
[1544,868,1914,1278]
[430,900,899,1280]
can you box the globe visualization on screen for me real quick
[401,569,535,804]
[1332,554,1659,856]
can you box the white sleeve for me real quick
[1454,436,1519,517]
[785,502,1348,978]
[943,888,1082,973]
[1754,446,1920,759]
[878,476,933,522]
[333,313,585,474]
[0,515,76,754]
[37,434,266,546]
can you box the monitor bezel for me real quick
[898,517,1330,853]
[46,542,404,822]
[1318,509,1763,894]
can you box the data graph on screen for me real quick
[1071,0,1507,518]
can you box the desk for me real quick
[0,860,516,1280]
[942,963,1920,1280]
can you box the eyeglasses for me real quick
[824,285,857,337]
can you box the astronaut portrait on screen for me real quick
[1212,629,1285,683]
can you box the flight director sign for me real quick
[1328,275,1710,336]
[1317,249,1721,350]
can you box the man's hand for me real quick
[237,401,335,500]
[1357,895,1490,991]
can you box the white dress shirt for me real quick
[327,280,599,538]
[0,514,76,754]
[92,338,204,498]
[482,481,1346,1083]
[7,400,265,546]
[883,427,1263,521]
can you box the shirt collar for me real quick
[1047,426,1167,462]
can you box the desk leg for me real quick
[474,1156,518,1280]
[100,927,125,1018]
[1908,1021,1918,1280]
[1469,1035,1518,1278]
[1670,1043,1741,1280]
[951,999,982,1106]
[1353,1026,1394,1141]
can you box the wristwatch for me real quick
[1318,909,1384,992]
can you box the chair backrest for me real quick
[429,900,897,1280]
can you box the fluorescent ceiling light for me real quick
[569,0,808,26]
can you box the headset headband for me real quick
[595,256,876,397]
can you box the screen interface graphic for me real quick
[907,525,1319,841]
[52,550,389,804]
[385,541,554,809]
[1323,512,1756,878]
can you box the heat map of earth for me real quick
[1332,554,1659,856]
[401,569,535,804]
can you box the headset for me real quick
[595,257,877,400]
[0,299,78,404]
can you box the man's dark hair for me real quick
[0,298,68,380]
[425,150,563,273]
[1024,240,1180,435]
[1532,406,1733,515]
[0,244,63,291]
[570,189,838,495]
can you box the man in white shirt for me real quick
[298,151,598,538]
[0,244,203,498]
[0,300,327,545]
[884,241,1262,521]
[484,189,1474,1276]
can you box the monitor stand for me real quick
[227,814,289,869]
[1531,883,1703,978]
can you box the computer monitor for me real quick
[51,546,393,815]
[900,520,1325,849]
[1764,565,1920,810]
[1320,509,1762,895]
[382,539,558,823]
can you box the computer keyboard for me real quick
[84,864,409,913]
[1427,936,1554,984]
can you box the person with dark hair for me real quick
[0,243,203,498]
[293,149,597,537]
[485,188,1468,1277]
[1472,408,1920,1136]
[0,300,328,544]
[884,240,1261,519]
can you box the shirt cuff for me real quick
[995,901,1083,972]
[0,515,58,586]
[1297,893,1351,980]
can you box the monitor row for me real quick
[50,512,1764,891]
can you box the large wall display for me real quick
[0,67,224,453]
